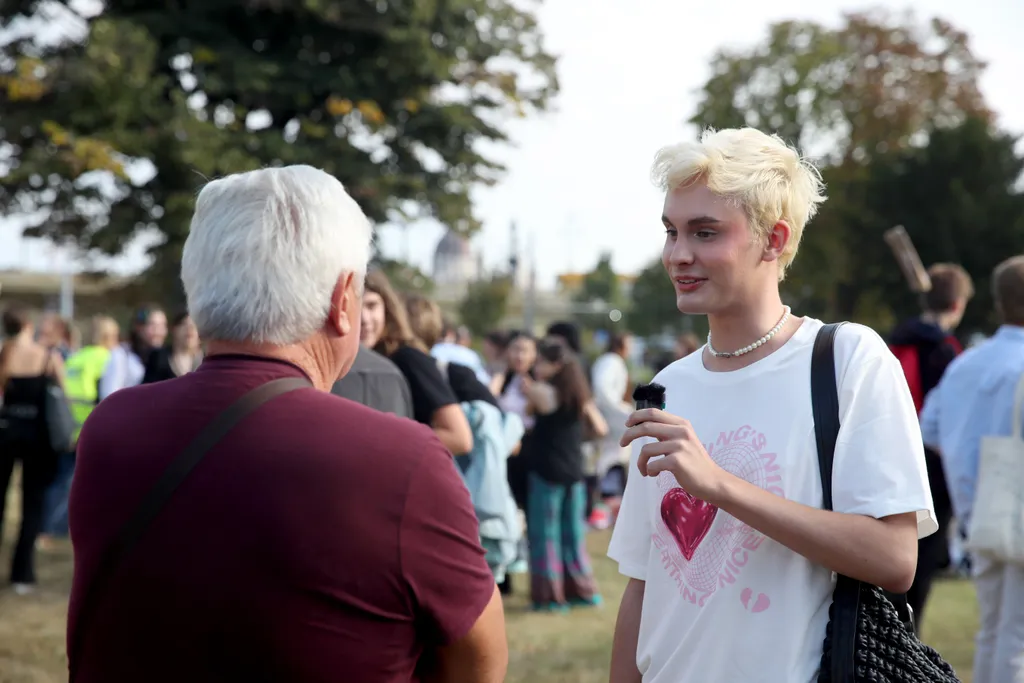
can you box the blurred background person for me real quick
[589,332,634,528]
[37,315,120,550]
[431,317,490,385]
[521,339,606,612]
[37,313,73,361]
[99,305,167,399]
[361,270,473,455]
[482,330,510,378]
[0,304,66,594]
[142,312,202,384]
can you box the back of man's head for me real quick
[181,165,372,346]
[924,263,974,315]
[993,255,1024,326]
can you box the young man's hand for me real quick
[620,408,731,504]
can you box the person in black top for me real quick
[0,305,66,593]
[360,270,473,455]
[521,340,607,612]
[142,313,202,384]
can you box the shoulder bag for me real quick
[811,322,959,683]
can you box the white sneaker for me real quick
[12,583,34,596]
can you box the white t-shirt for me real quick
[607,318,936,683]
[592,352,632,476]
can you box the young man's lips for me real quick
[674,277,707,292]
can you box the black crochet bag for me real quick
[811,323,960,683]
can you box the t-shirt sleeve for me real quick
[831,325,937,539]
[447,363,500,408]
[400,440,495,645]
[392,346,459,425]
[607,438,652,580]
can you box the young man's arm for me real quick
[713,478,918,593]
[609,579,645,683]
[626,412,920,593]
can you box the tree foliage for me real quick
[372,256,435,296]
[458,275,511,336]
[803,118,1024,333]
[628,258,680,337]
[573,252,628,332]
[691,10,990,164]
[0,0,558,304]
[690,11,1024,334]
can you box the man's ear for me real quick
[762,220,792,264]
[328,272,356,336]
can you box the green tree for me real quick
[372,257,435,296]
[852,118,1024,334]
[573,252,628,332]
[691,11,999,325]
[458,276,511,337]
[0,0,558,305]
[628,258,679,336]
[691,10,990,164]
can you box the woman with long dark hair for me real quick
[0,305,66,594]
[522,339,607,611]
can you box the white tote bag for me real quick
[965,372,1024,564]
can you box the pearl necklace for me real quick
[707,306,791,359]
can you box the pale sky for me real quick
[3,0,1023,288]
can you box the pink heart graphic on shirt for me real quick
[740,587,771,613]
[660,488,718,561]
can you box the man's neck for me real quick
[204,339,335,390]
[920,311,956,333]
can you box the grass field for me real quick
[0,503,979,682]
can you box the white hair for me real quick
[181,165,373,345]
[651,127,826,279]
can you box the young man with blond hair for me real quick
[607,128,934,682]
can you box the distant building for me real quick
[432,229,480,287]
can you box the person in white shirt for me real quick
[607,127,935,683]
[591,333,633,502]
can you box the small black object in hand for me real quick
[632,382,666,410]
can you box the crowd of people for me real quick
[0,126,1021,682]
[0,304,201,593]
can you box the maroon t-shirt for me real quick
[68,355,495,683]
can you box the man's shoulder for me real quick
[351,347,404,376]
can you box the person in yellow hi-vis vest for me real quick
[39,316,120,543]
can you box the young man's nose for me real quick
[668,239,695,265]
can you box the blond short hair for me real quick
[651,127,827,279]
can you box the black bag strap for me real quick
[812,323,915,682]
[68,376,312,679]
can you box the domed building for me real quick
[433,229,479,286]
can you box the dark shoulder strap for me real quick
[811,323,915,682]
[811,323,857,682]
[69,376,311,679]
[811,323,844,511]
